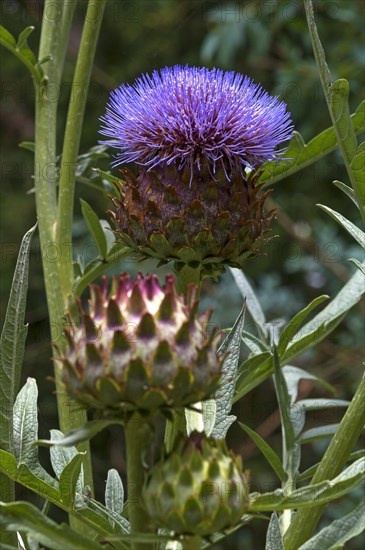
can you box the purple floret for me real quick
[100,65,293,179]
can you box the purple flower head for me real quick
[100,65,293,179]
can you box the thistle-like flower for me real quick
[100,66,293,277]
[60,274,221,412]
[143,432,249,536]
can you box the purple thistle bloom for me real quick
[100,65,293,179]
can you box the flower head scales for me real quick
[100,65,293,178]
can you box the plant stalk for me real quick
[56,0,107,301]
[283,372,365,548]
[125,414,154,550]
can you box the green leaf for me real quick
[80,199,108,259]
[19,141,35,152]
[350,141,365,210]
[0,224,36,464]
[293,398,349,412]
[282,366,334,404]
[234,351,272,402]
[212,307,245,438]
[37,419,121,447]
[273,347,295,466]
[328,79,357,163]
[298,424,340,445]
[0,450,18,478]
[50,429,83,493]
[105,469,124,516]
[17,26,34,47]
[317,204,365,248]
[283,266,365,362]
[333,180,357,206]
[297,450,365,483]
[349,258,365,276]
[91,167,121,187]
[17,463,59,501]
[0,25,16,47]
[265,513,284,550]
[259,101,365,187]
[238,423,286,481]
[59,454,84,506]
[249,458,365,511]
[13,378,39,468]
[241,330,269,354]
[0,501,101,550]
[278,295,329,356]
[298,502,365,550]
[0,25,40,82]
[230,268,267,337]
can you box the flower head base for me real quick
[60,274,222,413]
[143,432,249,536]
[100,65,293,178]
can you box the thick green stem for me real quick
[125,415,154,550]
[56,0,107,301]
[303,0,365,222]
[284,372,365,549]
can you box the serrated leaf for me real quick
[59,454,84,506]
[0,25,16,47]
[211,307,245,438]
[283,266,365,362]
[298,502,365,550]
[259,101,365,186]
[37,419,120,447]
[230,268,267,337]
[0,224,36,467]
[317,204,365,249]
[333,180,357,206]
[0,501,101,550]
[249,458,365,512]
[105,469,124,517]
[239,423,286,481]
[298,423,341,445]
[80,199,108,258]
[278,295,329,356]
[265,512,284,550]
[282,366,334,404]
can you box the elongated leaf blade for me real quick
[273,347,295,461]
[80,199,108,258]
[212,307,245,438]
[105,469,124,516]
[265,513,284,550]
[239,423,286,481]
[317,204,365,248]
[298,424,341,445]
[0,501,101,550]
[333,180,357,206]
[230,268,267,337]
[37,419,120,447]
[278,295,329,356]
[12,378,39,468]
[0,224,36,459]
[50,430,81,482]
[59,454,84,506]
[282,365,334,404]
[298,502,365,550]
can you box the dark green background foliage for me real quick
[0,1,364,548]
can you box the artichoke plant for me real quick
[60,273,222,412]
[143,432,249,536]
[100,65,293,278]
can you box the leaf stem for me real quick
[283,372,365,548]
[125,414,154,550]
[56,0,107,302]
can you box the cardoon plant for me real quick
[0,1,364,550]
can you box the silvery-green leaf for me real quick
[105,469,124,517]
[317,205,365,248]
[230,268,267,337]
[265,512,284,550]
[50,429,83,492]
[212,307,245,438]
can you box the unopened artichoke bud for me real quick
[142,432,249,536]
[60,274,222,412]
[100,65,293,278]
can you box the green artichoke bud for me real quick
[110,165,273,279]
[143,432,249,536]
[60,274,222,412]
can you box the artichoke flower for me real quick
[143,432,249,536]
[60,273,222,412]
[100,65,293,277]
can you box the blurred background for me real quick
[1,0,364,548]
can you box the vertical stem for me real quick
[125,414,154,550]
[283,372,365,549]
[56,0,107,301]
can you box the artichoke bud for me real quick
[59,274,222,412]
[143,431,249,536]
[110,165,274,279]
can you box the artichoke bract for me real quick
[60,273,222,412]
[110,166,273,278]
[143,432,249,536]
